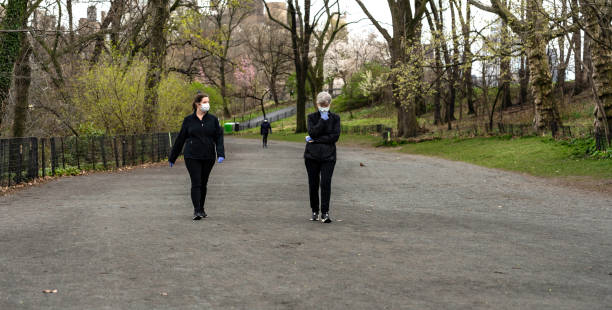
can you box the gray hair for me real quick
[316,91,332,105]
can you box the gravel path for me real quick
[1,137,610,309]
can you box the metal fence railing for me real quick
[235,103,314,131]
[0,132,178,188]
[429,123,594,139]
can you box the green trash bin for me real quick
[224,122,234,134]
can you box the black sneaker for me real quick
[310,212,319,221]
[193,211,206,220]
[321,213,332,223]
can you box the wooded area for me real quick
[0,0,610,149]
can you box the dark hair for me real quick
[192,93,209,112]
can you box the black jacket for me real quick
[169,112,225,163]
[304,111,340,161]
[260,121,272,135]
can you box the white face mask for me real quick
[200,103,210,112]
[318,106,330,113]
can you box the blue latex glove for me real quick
[218,157,224,163]
[169,161,174,167]
[305,136,313,143]
[320,111,329,120]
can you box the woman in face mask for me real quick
[304,91,340,223]
[169,93,225,220]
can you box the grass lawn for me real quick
[230,103,610,180]
[396,136,612,179]
[232,132,381,148]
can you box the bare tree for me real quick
[307,0,349,105]
[454,0,476,115]
[246,22,293,106]
[470,0,564,136]
[264,0,318,133]
[355,0,429,138]
[577,0,611,145]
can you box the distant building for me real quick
[78,6,100,35]
[33,9,57,30]
[265,1,289,24]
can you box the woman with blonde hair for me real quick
[304,91,340,223]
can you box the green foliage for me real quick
[54,166,82,177]
[335,62,389,111]
[74,60,202,134]
[398,136,612,178]
[77,122,106,137]
[331,93,368,112]
[555,138,612,159]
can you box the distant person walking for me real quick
[169,93,225,220]
[304,91,340,223]
[260,119,272,148]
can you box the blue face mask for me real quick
[318,107,330,112]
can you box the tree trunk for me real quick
[220,60,231,117]
[414,22,426,116]
[555,0,568,99]
[519,0,529,106]
[582,1,612,144]
[500,8,512,109]
[582,32,593,90]
[463,1,476,115]
[143,0,169,132]
[434,44,443,125]
[270,75,280,106]
[12,38,31,137]
[571,0,583,95]
[0,0,28,129]
[525,0,563,136]
[397,98,418,137]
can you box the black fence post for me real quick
[51,138,57,176]
[0,139,5,187]
[131,135,136,165]
[61,137,66,169]
[141,134,145,164]
[41,138,46,177]
[100,136,108,170]
[156,133,161,162]
[32,137,38,179]
[90,137,96,170]
[75,137,80,170]
[121,136,127,167]
[150,134,155,162]
[16,139,23,184]
[113,136,120,168]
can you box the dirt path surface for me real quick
[1,138,611,309]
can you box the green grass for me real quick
[232,132,381,148]
[396,136,612,178]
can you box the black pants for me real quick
[304,159,336,214]
[262,133,268,147]
[185,158,215,213]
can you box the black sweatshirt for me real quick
[304,111,340,161]
[169,112,225,163]
[260,122,272,135]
